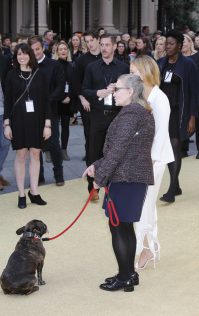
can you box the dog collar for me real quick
[23,232,41,240]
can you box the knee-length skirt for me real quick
[102,182,148,223]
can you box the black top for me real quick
[57,59,73,116]
[4,68,51,150]
[160,62,181,108]
[38,56,65,114]
[73,51,102,96]
[82,58,129,110]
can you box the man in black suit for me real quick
[28,36,65,186]
[0,49,12,190]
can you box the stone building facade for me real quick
[0,0,159,40]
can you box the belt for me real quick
[103,109,115,116]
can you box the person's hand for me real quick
[187,116,195,135]
[4,125,12,140]
[81,98,91,112]
[43,127,51,140]
[107,83,116,94]
[62,97,70,104]
[93,181,100,189]
[82,164,95,178]
[97,89,110,100]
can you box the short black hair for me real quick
[83,30,99,40]
[28,35,43,47]
[100,33,116,45]
[166,30,184,46]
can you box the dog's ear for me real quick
[16,226,25,235]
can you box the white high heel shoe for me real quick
[135,247,156,270]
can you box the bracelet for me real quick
[4,124,10,128]
[45,125,51,128]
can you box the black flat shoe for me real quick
[99,278,134,292]
[105,272,139,286]
[160,193,175,203]
[28,191,47,205]
[18,196,27,209]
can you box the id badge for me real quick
[164,71,173,83]
[104,94,112,106]
[25,100,34,112]
[64,82,69,93]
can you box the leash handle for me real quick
[104,187,120,227]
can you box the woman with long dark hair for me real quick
[3,43,51,208]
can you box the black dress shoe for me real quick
[160,193,175,203]
[105,272,139,286]
[18,196,27,209]
[99,278,134,292]
[28,191,47,205]
[175,187,182,196]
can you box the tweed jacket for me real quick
[93,103,155,187]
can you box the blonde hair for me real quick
[153,36,166,60]
[183,34,197,55]
[131,55,160,87]
[54,41,72,62]
[118,74,152,112]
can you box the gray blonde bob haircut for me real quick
[118,74,151,112]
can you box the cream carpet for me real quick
[0,156,199,316]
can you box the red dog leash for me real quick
[42,187,119,242]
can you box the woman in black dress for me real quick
[3,43,51,209]
[55,41,73,161]
[158,30,198,202]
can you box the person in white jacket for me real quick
[130,56,174,269]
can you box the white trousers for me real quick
[136,161,166,256]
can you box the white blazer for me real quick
[148,85,174,164]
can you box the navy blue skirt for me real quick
[102,182,148,223]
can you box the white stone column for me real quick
[98,0,119,34]
[141,0,157,33]
[38,0,48,35]
[20,0,34,35]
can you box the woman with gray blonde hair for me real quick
[83,74,155,292]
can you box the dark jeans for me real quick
[60,114,70,149]
[40,114,63,182]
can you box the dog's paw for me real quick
[38,279,46,285]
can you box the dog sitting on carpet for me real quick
[0,219,47,295]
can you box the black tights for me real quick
[167,138,182,196]
[109,220,136,281]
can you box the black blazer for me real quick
[38,56,65,114]
[0,54,12,93]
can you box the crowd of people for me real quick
[0,25,199,292]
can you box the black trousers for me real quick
[80,108,91,166]
[40,114,64,182]
[60,114,70,149]
[87,108,118,192]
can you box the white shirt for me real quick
[148,85,174,164]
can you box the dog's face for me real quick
[16,220,48,237]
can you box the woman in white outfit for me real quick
[130,56,174,269]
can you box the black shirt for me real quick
[73,51,102,96]
[82,58,129,109]
[160,62,181,108]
